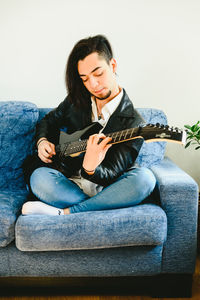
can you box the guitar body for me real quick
[51,122,103,175]
[59,123,100,144]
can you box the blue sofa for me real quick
[0,101,198,297]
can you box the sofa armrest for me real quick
[150,157,199,273]
[0,190,27,247]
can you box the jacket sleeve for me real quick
[35,97,70,144]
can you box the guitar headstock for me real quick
[140,123,186,145]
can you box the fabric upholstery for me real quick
[0,101,38,246]
[0,242,163,276]
[0,191,28,247]
[0,101,38,190]
[15,204,167,251]
[150,157,199,273]
[137,108,167,167]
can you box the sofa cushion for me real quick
[15,204,167,251]
[0,190,28,247]
[136,108,168,167]
[0,101,39,190]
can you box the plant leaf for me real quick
[185,141,192,148]
[186,134,194,139]
[184,125,192,130]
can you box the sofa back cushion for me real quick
[0,101,38,190]
[136,108,168,167]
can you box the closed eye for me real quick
[81,72,103,83]
[95,72,103,77]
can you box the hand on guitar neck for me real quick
[82,133,112,174]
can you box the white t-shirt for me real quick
[69,89,123,197]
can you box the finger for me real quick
[38,152,53,163]
[51,144,56,155]
[39,151,52,162]
[104,144,112,151]
[43,145,56,158]
[39,146,51,157]
[90,133,106,145]
[98,136,112,147]
[39,146,55,160]
[45,144,55,155]
[87,134,98,146]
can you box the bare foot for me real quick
[64,208,70,215]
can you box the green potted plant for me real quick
[185,121,200,150]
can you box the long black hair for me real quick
[65,35,113,109]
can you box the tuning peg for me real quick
[167,126,172,131]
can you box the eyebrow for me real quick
[79,66,102,77]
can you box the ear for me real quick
[110,58,117,73]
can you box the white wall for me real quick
[1,0,200,187]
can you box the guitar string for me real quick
[63,127,154,155]
[63,127,140,155]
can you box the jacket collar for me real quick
[103,89,135,133]
[112,88,135,117]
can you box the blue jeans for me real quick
[30,167,156,213]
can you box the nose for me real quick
[88,76,98,90]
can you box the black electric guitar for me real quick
[55,123,186,161]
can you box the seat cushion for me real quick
[15,204,167,251]
[0,101,39,190]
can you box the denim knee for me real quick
[69,167,156,213]
[122,167,156,201]
[137,167,156,196]
[30,167,88,208]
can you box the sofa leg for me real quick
[150,274,193,298]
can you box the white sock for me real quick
[22,201,64,216]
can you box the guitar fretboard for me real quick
[59,127,140,157]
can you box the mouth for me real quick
[94,88,105,94]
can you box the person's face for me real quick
[78,52,118,101]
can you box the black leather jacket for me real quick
[24,89,145,187]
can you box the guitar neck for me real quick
[57,124,185,158]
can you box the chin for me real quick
[95,90,112,100]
